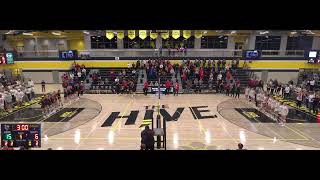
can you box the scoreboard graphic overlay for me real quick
[1,124,41,148]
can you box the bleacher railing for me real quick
[16,49,305,59]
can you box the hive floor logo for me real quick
[101,106,217,127]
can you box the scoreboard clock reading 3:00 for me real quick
[1,124,41,148]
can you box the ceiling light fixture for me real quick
[290,31,297,35]
[22,32,33,36]
[259,31,269,35]
[52,31,61,36]
[5,30,14,35]
[83,31,90,35]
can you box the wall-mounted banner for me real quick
[106,30,114,40]
[195,30,203,38]
[139,30,147,40]
[161,31,169,39]
[117,31,124,39]
[150,32,158,39]
[183,30,191,39]
[172,30,180,39]
[128,30,136,40]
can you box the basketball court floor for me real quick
[2,84,320,150]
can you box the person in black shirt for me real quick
[235,85,241,99]
[140,126,155,150]
[313,95,319,114]
[41,80,46,92]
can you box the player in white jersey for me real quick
[244,87,250,100]
[278,102,289,126]
[249,88,255,102]
[4,91,12,112]
[262,94,269,110]
[16,89,25,106]
[257,92,265,108]
[274,100,281,121]
[267,96,273,113]
[0,93,4,113]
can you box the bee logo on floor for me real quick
[60,111,76,118]
[243,112,260,119]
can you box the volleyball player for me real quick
[0,94,4,114]
[57,90,63,107]
[256,91,264,108]
[249,88,255,102]
[244,86,250,100]
[279,102,289,126]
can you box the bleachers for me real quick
[85,68,139,94]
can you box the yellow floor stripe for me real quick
[284,125,309,140]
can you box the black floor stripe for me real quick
[124,111,139,125]
[101,112,120,127]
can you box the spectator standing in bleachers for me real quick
[308,92,315,112]
[217,59,221,72]
[284,85,290,99]
[174,81,179,96]
[310,78,315,91]
[165,80,171,95]
[143,81,149,96]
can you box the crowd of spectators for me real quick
[180,58,240,95]
[90,64,138,94]
[62,63,86,100]
[0,74,35,113]
[139,58,180,95]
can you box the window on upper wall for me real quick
[200,36,228,49]
[286,36,313,51]
[255,36,281,50]
[90,36,117,49]
[123,37,156,49]
[162,37,195,49]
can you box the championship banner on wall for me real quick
[161,31,169,39]
[150,32,158,39]
[117,31,124,39]
[183,30,191,39]
[195,30,203,38]
[139,30,147,40]
[128,30,136,40]
[172,30,180,39]
[106,30,115,40]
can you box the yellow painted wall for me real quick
[1,60,319,70]
[68,39,85,50]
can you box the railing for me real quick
[16,49,306,59]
